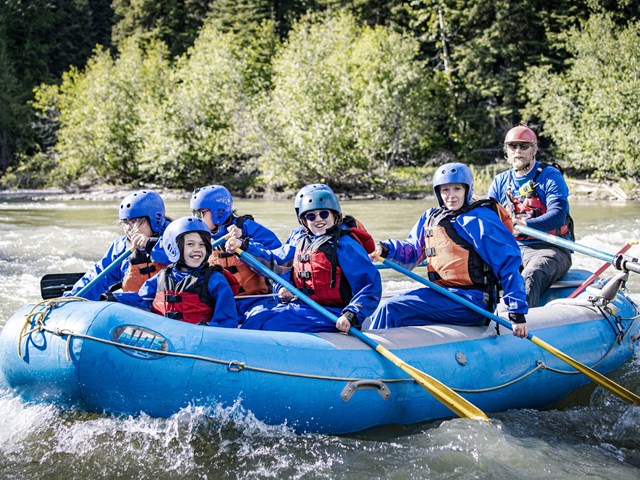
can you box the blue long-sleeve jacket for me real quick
[113,265,238,328]
[382,206,528,315]
[245,232,382,323]
[488,161,570,246]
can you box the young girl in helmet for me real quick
[65,190,171,300]
[371,162,529,338]
[224,188,382,333]
[110,217,238,328]
[190,185,282,317]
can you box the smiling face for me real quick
[438,183,466,211]
[181,232,208,268]
[302,209,337,236]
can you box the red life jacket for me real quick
[152,265,224,325]
[505,163,574,241]
[209,215,270,295]
[122,249,167,293]
[424,201,500,297]
[292,225,374,307]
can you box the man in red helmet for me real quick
[488,125,572,307]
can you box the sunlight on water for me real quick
[0,198,639,478]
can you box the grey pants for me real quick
[520,244,572,308]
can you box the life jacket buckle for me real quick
[298,253,310,262]
[165,311,183,320]
[164,294,182,303]
[297,271,311,279]
[139,265,156,275]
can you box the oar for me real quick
[515,225,640,274]
[568,243,635,298]
[75,247,135,298]
[40,272,86,299]
[229,245,489,421]
[381,258,640,405]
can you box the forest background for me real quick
[1,0,639,198]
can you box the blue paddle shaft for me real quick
[75,248,134,298]
[235,249,378,349]
[381,259,525,338]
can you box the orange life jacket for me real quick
[122,249,167,293]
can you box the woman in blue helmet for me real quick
[371,162,529,337]
[225,188,382,333]
[65,190,171,301]
[109,217,238,328]
[190,185,282,317]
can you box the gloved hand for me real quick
[99,292,117,302]
[370,242,389,262]
[508,313,527,338]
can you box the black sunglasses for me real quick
[506,142,533,151]
[304,210,331,221]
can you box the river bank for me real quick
[0,177,634,202]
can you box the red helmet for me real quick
[505,126,537,144]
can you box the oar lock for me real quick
[586,271,629,306]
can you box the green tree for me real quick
[136,22,253,189]
[112,0,213,57]
[259,12,450,190]
[523,14,640,180]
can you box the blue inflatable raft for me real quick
[0,269,638,434]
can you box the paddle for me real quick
[568,243,635,298]
[41,272,86,299]
[514,225,640,274]
[380,257,640,405]
[74,248,136,298]
[229,244,489,421]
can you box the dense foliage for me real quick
[1,0,639,191]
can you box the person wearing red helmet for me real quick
[488,125,573,307]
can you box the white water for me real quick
[0,197,639,479]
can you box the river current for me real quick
[0,197,639,479]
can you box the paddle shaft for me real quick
[568,243,633,298]
[382,258,640,405]
[515,225,640,274]
[75,248,134,298]
[232,246,489,420]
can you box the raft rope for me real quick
[16,297,637,394]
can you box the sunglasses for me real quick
[304,210,331,221]
[506,142,533,151]
[192,209,210,219]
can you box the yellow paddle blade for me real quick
[375,345,489,421]
[530,336,640,404]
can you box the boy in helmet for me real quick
[190,185,282,317]
[65,190,171,300]
[371,163,529,337]
[224,188,382,333]
[109,217,238,328]
[488,125,572,307]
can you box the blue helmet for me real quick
[162,216,212,264]
[298,188,341,219]
[190,185,233,226]
[294,184,334,223]
[432,163,474,208]
[119,190,166,234]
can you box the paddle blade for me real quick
[375,345,489,421]
[530,336,640,405]
[40,272,85,299]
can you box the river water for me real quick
[0,197,639,479]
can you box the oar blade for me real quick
[375,345,489,421]
[530,336,640,405]
[40,272,85,299]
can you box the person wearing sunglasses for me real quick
[189,185,282,320]
[488,125,573,307]
[224,187,381,333]
[370,163,528,337]
[65,190,171,300]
